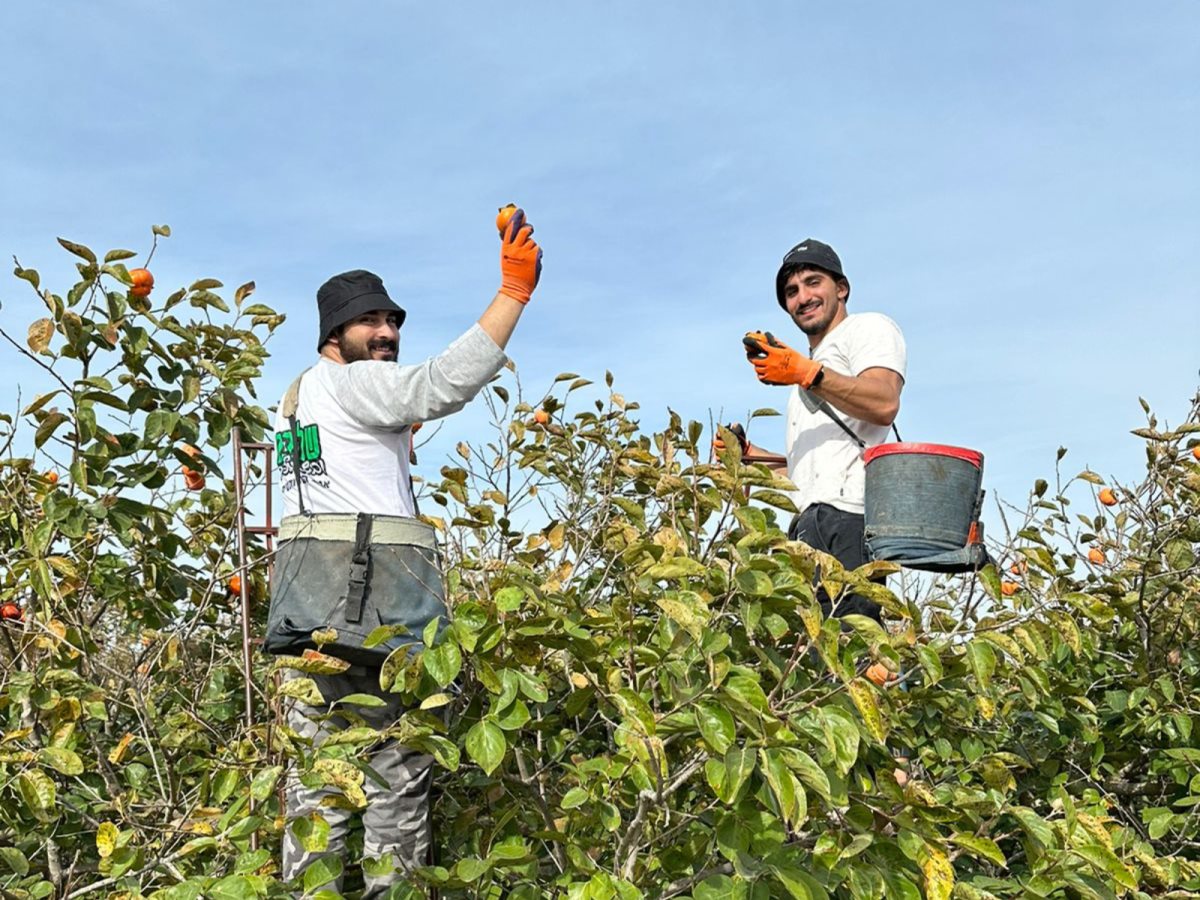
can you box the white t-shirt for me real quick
[274,324,506,517]
[784,312,906,515]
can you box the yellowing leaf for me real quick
[976,694,996,721]
[311,758,366,808]
[27,318,55,353]
[96,822,119,859]
[847,678,889,742]
[108,732,134,764]
[547,522,565,550]
[921,844,954,900]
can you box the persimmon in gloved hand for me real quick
[711,423,749,458]
[498,208,543,304]
[743,331,824,388]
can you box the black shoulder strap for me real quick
[344,513,373,624]
[809,395,902,449]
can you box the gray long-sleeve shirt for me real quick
[274,323,507,517]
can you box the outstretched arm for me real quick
[477,207,543,350]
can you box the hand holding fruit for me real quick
[497,205,543,305]
[712,423,749,461]
[743,330,823,388]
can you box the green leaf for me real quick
[780,748,832,806]
[966,640,996,692]
[0,846,30,876]
[362,623,410,648]
[336,693,389,709]
[17,770,56,820]
[423,641,462,687]
[1073,843,1136,889]
[291,812,331,853]
[303,855,344,894]
[749,489,798,512]
[949,832,1006,867]
[494,586,525,612]
[465,720,506,775]
[723,674,769,713]
[735,569,774,597]
[38,746,84,775]
[612,688,657,735]
[561,787,589,809]
[207,875,258,900]
[646,558,708,580]
[1011,807,1055,849]
[696,702,736,754]
[722,747,756,803]
[694,874,747,900]
[821,707,860,776]
[454,856,492,883]
[34,411,67,447]
[250,765,283,802]
[760,749,807,828]
[57,237,97,263]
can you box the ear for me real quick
[836,280,849,302]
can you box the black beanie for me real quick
[774,239,848,309]
[316,270,407,351]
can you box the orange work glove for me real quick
[498,208,543,304]
[711,423,748,458]
[743,331,824,388]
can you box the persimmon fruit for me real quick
[496,204,518,236]
[129,268,154,298]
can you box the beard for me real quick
[791,297,841,337]
[340,334,399,363]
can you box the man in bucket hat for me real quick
[269,209,542,895]
[719,238,906,624]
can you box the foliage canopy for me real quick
[2,233,1199,899]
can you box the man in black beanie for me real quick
[718,238,906,625]
[268,209,543,896]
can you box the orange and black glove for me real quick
[711,423,749,459]
[498,208,543,304]
[743,331,824,388]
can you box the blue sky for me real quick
[2,2,1197,534]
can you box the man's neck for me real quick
[319,345,347,365]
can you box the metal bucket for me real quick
[863,442,986,573]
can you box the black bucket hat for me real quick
[316,269,407,351]
[774,239,848,309]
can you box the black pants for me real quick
[788,503,882,624]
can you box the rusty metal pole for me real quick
[230,429,257,850]
[232,429,256,733]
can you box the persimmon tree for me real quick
[2,231,1199,899]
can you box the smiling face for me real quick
[324,310,401,363]
[782,267,849,346]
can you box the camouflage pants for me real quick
[280,668,433,898]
